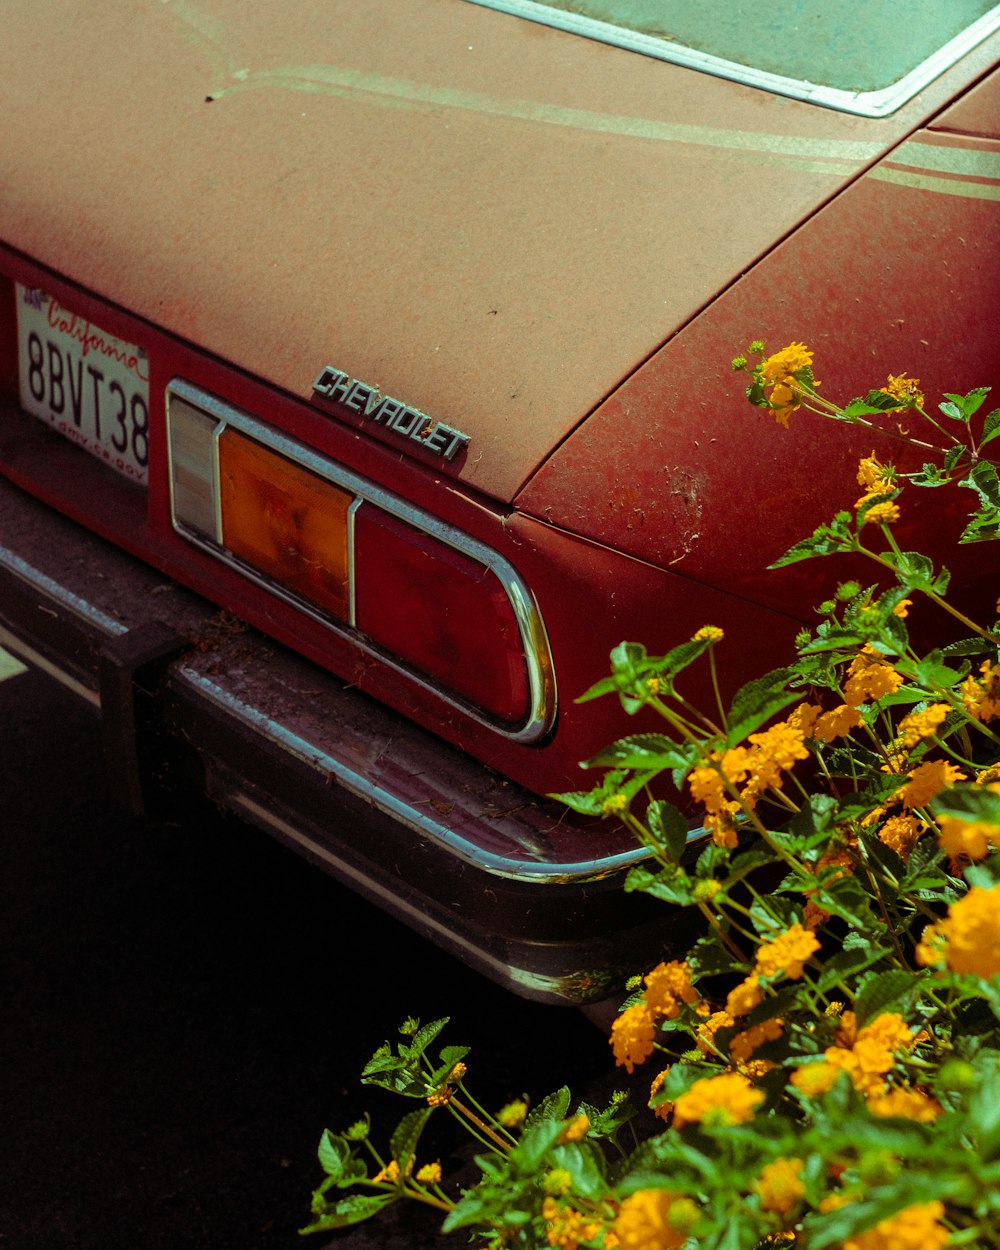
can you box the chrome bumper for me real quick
[0,478,676,1003]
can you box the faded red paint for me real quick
[2,1,999,502]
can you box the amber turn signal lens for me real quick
[218,427,352,622]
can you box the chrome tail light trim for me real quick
[165,378,556,744]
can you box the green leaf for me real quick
[944,442,967,473]
[797,625,870,655]
[769,521,851,568]
[892,550,949,596]
[941,635,992,658]
[897,649,964,688]
[813,874,875,928]
[853,969,924,1027]
[725,668,799,743]
[907,462,948,488]
[961,459,1000,508]
[815,944,893,995]
[943,387,990,421]
[624,863,696,906]
[390,1107,432,1173]
[932,784,1000,825]
[409,1017,450,1058]
[526,1086,571,1127]
[959,503,1000,544]
[584,734,690,772]
[980,407,1000,449]
[660,637,713,679]
[966,1063,1000,1157]
[300,1192,394,1234]
[646,799,692,863]
[317,1130,363,1185]
[442,1185,502,1233]
[843,390,908,417]
[514,1118,566,1171]
[550,1141,607,1198]
[551,788,606,816]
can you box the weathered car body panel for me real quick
[518,124,1000,624]
[3,1,998,502]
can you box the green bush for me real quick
[301,346,1000,1250]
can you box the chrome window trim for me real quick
[466,0,1000,118]
[165,378,556,744]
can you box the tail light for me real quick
[166,380,554,739]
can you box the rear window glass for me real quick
[469,0,1000,115]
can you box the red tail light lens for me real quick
[354,506,529,725]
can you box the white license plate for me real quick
[16,284,149,485]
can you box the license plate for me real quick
[16,283,150,485]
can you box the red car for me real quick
[2,0,998,1001]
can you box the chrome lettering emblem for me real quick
[312,367,471,461]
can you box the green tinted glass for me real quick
[537,0,997,91]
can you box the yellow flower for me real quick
[673,1072,764,1128]
[694,625,724,643]
[696,1009,735,1054]
[857,451,893,493]
[896,759,965,809]
[730,1017,784,1064]
[854,1011,916,1054]
[416,1161,442,1184]
[755,923,820,980]
[842,1200,949,1250]
[613,1190,689,1250]
[917,884,1000,978]
[542,1197,603,1249]
[427,1086,454,1107]
[649,1068,672,1121]
[602,792,628,816]
[880,372,924,407]
[759,342,818,426]
[937,814,998,862]
[610,1003,657,1073]
[878,814,925,859]
[497,1099,528,1128]
[821,1012,916,1097]
[858,497,901,527]
[754,1157,805,1219]
[745,719,811,791]
[373,1159,403,1183]
[689,748,753,846]
[814,702,864,742]
[726,975,763,1017]
[790,1060,842,1096]
[961,660,1000,722]
[543,1168,574,1197]
[844,646,903,707]
[561,1113,590,1143]
[867,1086,941,1122]
[644,961,697,1018]
[689,748,751,812]
[896,704,949,750]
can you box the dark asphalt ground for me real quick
[1,661,616,1250]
